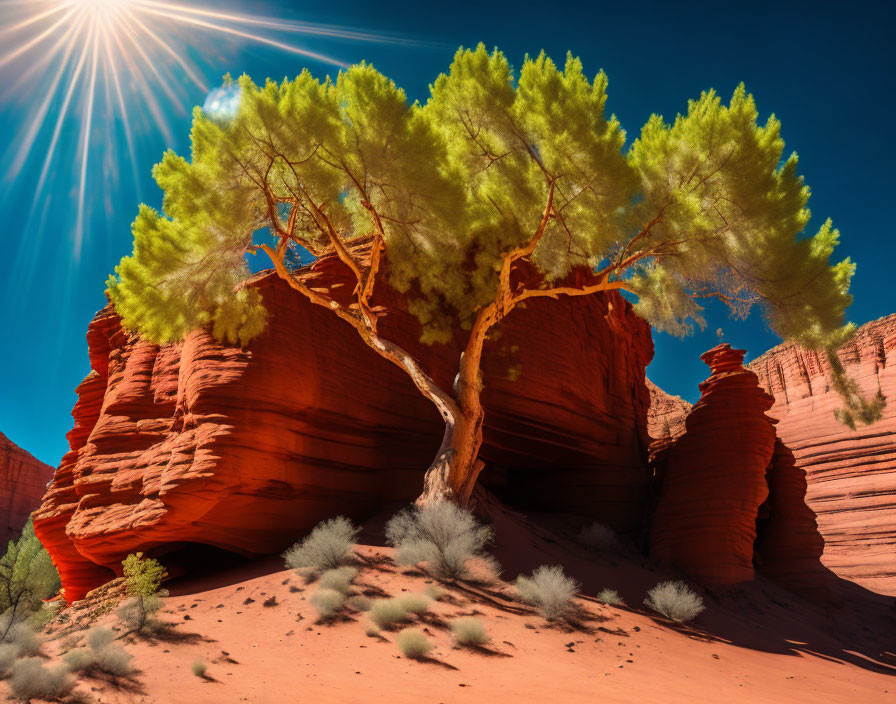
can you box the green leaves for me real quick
[108,48,857,383]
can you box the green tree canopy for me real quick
[108,45,877,502]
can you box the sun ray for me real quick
[0,0,431,260]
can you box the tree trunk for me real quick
[418,406,486,507]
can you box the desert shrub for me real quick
[515,565,580,620]
[644,581,705,623]
[396,593,430,615]
[424,584,447,601]
[310,588,346,619]
[8,657,73,700]
[0,520,60,636]
[451,617,489,646]
[0,643,19,676]
[117,594,165,633]
[2,621,41,656]
[396,628,433,659]
[119,552,168,633]
[369,598,412,630]
[191,659,207,678]
[65,627,134,677]
[385,502,493,580]
[347,595,372,612]
[596,588,626,606]
[317,566,359,594]
[364,624,380,637]
[283,517,359,573]
[577,522,621,552]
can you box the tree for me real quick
[107,45,879,507]
[0,520,60,639]
[117,552,167,633]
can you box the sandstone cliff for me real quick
[748,314,896,596]
[34,257,655,601]
[0,431,54,544]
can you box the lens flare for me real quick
[0,0,427,257]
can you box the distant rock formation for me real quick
[34,255,655,601]
[749,314,896,596]
[0,431,54,543]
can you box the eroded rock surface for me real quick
[34,257,654,601]
[749,315,896,596]
[650,345,778,586]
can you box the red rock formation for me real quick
[34,257,654,601]
[0,432,54,543]
[749,314,896,596]
[650,345,778,586]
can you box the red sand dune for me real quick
[14,509,895,704]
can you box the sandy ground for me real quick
[5,508,895,703]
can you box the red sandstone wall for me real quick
[0,432,54,543]
[34,259,654,601]
[749,315,896,596]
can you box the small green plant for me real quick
[191,659,207,678]
[0,520,60,639]
[451,617,489,646]
[515,565,580,620]
[283,517,359,573]
[8,657,73,700]
[644,581,704,623]
[596,588,626,606]
[311,588,346,619]
[396,628,433,660]
[119,552,168,633]
[385,501,495,580]
[317,566,358,594]
[396,593,430,615]
[369,598,412,630]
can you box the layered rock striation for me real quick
[0,432,54,543]
[34,255,655,601]
[749,314,896,596]
[650,345,829,595]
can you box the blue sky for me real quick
[1,0,893,465]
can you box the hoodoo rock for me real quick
[34,255,654,601]
[650,345,778,585]
[0,431,54,543]
[649,344,831,596]
[749,314,896,596]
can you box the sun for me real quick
[0,0,419,257]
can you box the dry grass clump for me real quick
[191,659,207,678]
[396,593,431,615]
[515,565,580,620]
[385,502,495,580]
[369,598,413,630]
[318,566,359,594]
[364,623,380,637]
[644,581,704,623]
[576,522,622,552]
[116,593,165,634]
[8,657,73,700]
[0,643,20,676]
[64,626,134,677]
[347,595,372,612]
[596,588,626,606]
[2,622,41,656]
[451,617,489,646]
[284,517,359,573]
[311,588,346,619]
[423,584,447,601]
[396,628,433,659]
